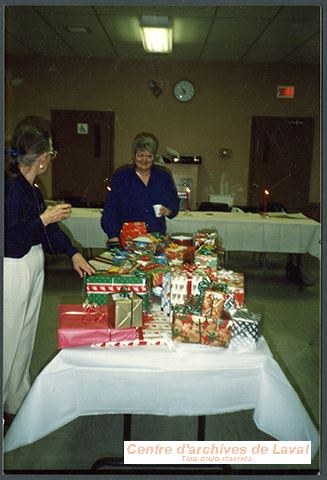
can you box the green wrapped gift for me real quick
[86,272,150,310]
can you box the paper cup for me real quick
[153,204,162,217]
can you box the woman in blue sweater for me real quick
[4,125,94,422]
[101,132,180,244]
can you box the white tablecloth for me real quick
[4,338,319,457]
[60,208,107,249]
[61,209,320,258]
[167,212,320,258]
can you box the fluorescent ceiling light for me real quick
[140,15,172,54]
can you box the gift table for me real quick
[4,338,319,457]
[60,209,320,259]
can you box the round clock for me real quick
[173,79,195,103]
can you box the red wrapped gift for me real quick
[120,221,147,247]
[58,304,141,349]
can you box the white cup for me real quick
[153,204,162,217]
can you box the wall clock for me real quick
[173,79,195,103]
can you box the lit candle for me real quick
[263,189,270,213]
[186,187,190,210]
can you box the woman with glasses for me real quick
[4,124,95,426]
[101,132,180,244]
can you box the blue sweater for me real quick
[5,172,78,259]
[101,165,180,238]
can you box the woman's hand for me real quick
[160,205,171,217]
[40,203,72,226]
[71,252,96,278]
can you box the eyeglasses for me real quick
[47,150,58,160]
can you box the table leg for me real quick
[197,415,206,440]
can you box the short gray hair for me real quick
[132,132,159,156]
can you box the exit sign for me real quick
[277,85,295,98]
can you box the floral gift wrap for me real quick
[172,312,233,347]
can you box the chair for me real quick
[198,202,230,212]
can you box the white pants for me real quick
[3,245,44,414]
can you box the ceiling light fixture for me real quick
[140,15,172,54]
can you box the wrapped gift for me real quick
[92,309,171,348]
[230,309,261,346]
[120,222,147,247]
[58,304,141,349]
[167,265,216,307]
[172,312,232,347]
[216,270,245,306]
[107,292,143,328]
[194,251,218,271]
[86,272,150,310]
[201,289,225,319]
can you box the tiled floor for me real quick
[3,251,320,473]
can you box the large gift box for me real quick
[58,304,141,349]
[107,292,143,328]
[86,272,150,310]
[172,312,232,347]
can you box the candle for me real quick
[263,189,270,213]
[186,187,190,210]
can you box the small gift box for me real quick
[172,312,232,347]
[201,289,225,319]
[120,221,147,247]
[58,304,140,349]
[229,309,261,350]
[107,292,143,328]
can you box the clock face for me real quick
[173,80,195,103]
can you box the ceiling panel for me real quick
[215,6,280,18]
[209,18,270,44]
[4,5,320,64]
[257,20,319,46]
[173,17,214,43]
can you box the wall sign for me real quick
[77,123,89,134]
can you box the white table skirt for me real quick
[61,209,320,258]
[4,338,319,457]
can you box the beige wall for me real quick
[5,55,320,205]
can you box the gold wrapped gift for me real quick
[107,293,143,328]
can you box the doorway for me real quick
[248,116,314,211]
[51,110,114,205]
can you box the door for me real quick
[248,117,314,211]
[51,110,114,205]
